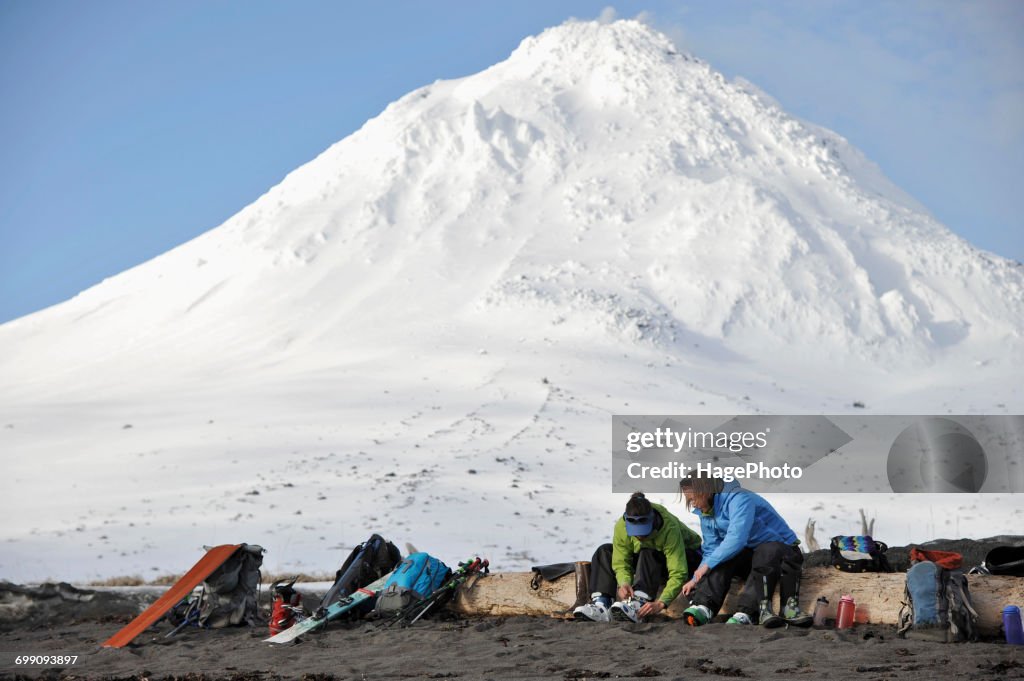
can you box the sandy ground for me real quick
[2,612,1023,681]
[3,536,1024,681]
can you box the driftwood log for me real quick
[451,567,1023,636]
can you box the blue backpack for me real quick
[373,552,451,616]
[898,560,978,642]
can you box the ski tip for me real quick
[404,542,418,555]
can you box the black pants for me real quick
[689,542,803,619]
[588,543,702,600]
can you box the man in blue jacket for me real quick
[678,476,811,627]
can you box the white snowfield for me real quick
[0,20,1021,583]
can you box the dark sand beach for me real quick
[3,538,1023,680]
[2,606,1022,680]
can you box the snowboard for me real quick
[264,570,393,644]
[102,543,242,648]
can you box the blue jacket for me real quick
[693,480,798,570]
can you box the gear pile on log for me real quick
[451,566,1023,636]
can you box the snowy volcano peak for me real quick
[498,18,690,90]
[1,19,1022,397]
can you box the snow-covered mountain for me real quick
[1,20,1021,582]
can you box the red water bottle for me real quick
[836,594,856,629]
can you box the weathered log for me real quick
[451,567,1023,636]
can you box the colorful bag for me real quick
[829,536,892,573]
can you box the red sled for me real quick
[101,544,241,648]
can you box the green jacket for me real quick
[612,503,702,605]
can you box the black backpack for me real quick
[829,535,892,573]
[316,534,401,616]
[970,545,1024,577]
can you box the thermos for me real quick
[1005,605,1024,645]
[836,594,856,629]
[812,596,829,628]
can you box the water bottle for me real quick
[835,594,856,629]
[1005,605,1024,645]
[812,596,829,628]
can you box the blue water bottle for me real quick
[1005,605,1024,645]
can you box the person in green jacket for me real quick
[573,492,702,623]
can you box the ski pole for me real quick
[165,596,201,638]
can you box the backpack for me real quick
[197,543,265,628]
[373,552,451,617]
[898,560,979,642]
[971,545,1024,577]
[830,536,892,573]
[317,534,402,615]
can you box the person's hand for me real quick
[617,584,634,601]
[638,600,665,619]
[681,564,709,596]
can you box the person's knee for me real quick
[753,541,789,563]
[750,545,788,577]
[781,545,804,572]
[593,543,614,562]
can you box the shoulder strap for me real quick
[896,578,913,638]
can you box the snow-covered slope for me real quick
[1,20,1021,582]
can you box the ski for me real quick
[263,570,393,644]
[102,544,242,648]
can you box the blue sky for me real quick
[1,0,1021,324]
